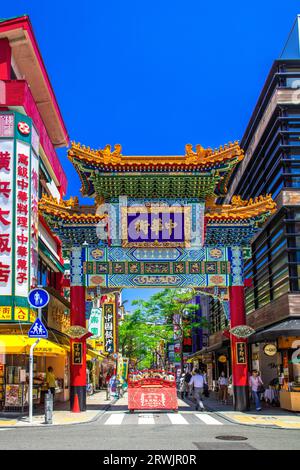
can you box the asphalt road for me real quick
[0,400,300,450]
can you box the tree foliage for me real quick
[119,289,209,369]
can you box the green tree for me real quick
[119,289,209,371]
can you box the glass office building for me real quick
[208,17,300,391]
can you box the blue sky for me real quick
[3,1,300,205]
[3,1,300,305]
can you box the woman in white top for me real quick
[218,371,228,404]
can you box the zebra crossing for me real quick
[103,411,226,426]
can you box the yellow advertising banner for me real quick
[0,307,12,321]
[14,307,29,322]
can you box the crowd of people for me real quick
[178,368,267,412]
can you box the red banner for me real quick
[128,376,178,411]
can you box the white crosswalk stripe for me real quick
[167,413,189,425]
[104,413,126,425]
[194,413,223,425]
[103,412,225,426]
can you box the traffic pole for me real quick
[29,338,40,423]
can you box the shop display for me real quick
[5,384,28,407]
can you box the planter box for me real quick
[279,391,300,412]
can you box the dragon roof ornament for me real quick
[206,194,277,220]
[68,141,244,168]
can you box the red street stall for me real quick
[128,370,178,413]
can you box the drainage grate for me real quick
[215,435,248,441]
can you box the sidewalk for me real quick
[0,389,117,428]
[182,391,300,430]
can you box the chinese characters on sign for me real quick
[0,113,39,321]
[15,142,31,296]
[88,308,103,339]
[104,303,115,354]
[0,114,14,138]
[30,128,39,288]
[236,342,247,364]
[0,139,14,296]
[72,342,83,365]
[121,206,191,247]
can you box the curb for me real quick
[179,394,300,431]
[0,396,119,429]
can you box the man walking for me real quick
[189,369,206,411]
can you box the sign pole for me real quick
[29,338,40,423]
[38,307,41,321]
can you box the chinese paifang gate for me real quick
[39,141,277,412]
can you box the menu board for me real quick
[5,384,26,407]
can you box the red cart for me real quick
[127,370,178,413]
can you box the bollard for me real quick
[44,389,53,424]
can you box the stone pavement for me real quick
[0,389,117,428]
[181,391,300,430]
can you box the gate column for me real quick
[70,246,87,412]
[229,247,250,412]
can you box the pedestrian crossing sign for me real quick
[28,318,48,338]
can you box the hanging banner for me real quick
[88,307,103,339]
[103,303,116,354]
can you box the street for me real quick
[0,395,299,450]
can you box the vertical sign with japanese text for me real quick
[103,303,116,354]
[0,112,39,322]
[30,129,39,289]
[15,141,31,297]
[236,342,247,364]
[72,342,83,365]
[88,307,103,339]
[0,136,14,297]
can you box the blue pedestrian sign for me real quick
[28,288,50,309]
[28,318,48,339]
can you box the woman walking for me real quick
[218,371,228,404]
[249,370,264,411]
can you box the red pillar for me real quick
[0,38,11,80]
[229,285,250,411]
[70,285,87,412]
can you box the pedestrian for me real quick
[249,370,264,411]
[99,372,103,389]
[46,366,56,400]
[184,370,192,397]
[179,373,186,399]
[218,371,228,404]
[189,369,206,411]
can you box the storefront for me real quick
[250,319,300,411]
[0,330,70,411]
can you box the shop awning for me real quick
[187,342,225,359]
[0,335,68,356]
[86,348,106,360]
[249,319,300,342]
